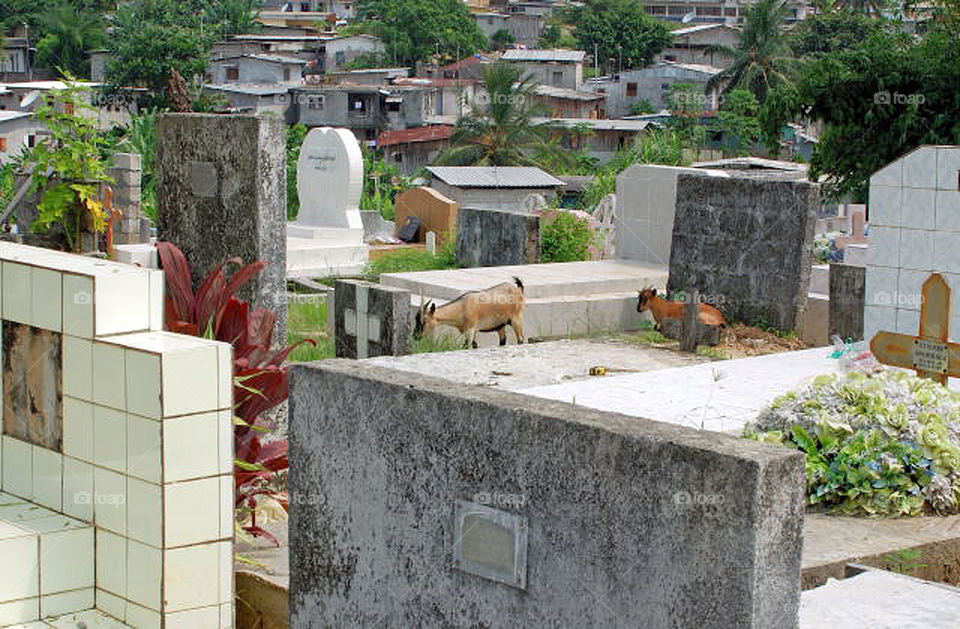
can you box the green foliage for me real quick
[883,548,927,575]
[489,29,515,52]
[569,0,672,73]
[539,210,594,263]
[436,62,567,169]
[411,331,465,354]
[354,0,486,66]
[286,298,334,362]
[361,148,406,221]
[746,371,960,516]
[629,99,656,115]
[788,9,887,58]
[34,2,105,78]
[116,108,161,222]
[286,123,307,221]
[363,243,459,281]
[24,81,113,250]
[715,89,762,155]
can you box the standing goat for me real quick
[636,287,726,329]
[416,278,526,348]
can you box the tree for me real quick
[34,2,105,78]
[489,29,515,52]
[788,8,887,57]
[569,0,672,73]
[707,0,795,102]
[355,0,486,66]
[435,62,563,168]
[715,90,762,155]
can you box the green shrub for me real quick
[539,210,594,263]
[745,371,960,517]
[363,242,459,281]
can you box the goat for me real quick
[416,278,526,349]
[636,287,726,329]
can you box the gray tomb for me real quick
[334,280,412,358]
[456,206,540,268]
[829,264,866,342]
[288,361,805,627]
[156,113,288,341]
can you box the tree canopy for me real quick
[567,0,672,73]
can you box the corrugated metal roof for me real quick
[0,111,32,122]
[672,24,738,36]
[502,49,586,63]
[534,85,605,101]
[426,167,564,188]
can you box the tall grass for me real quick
[287,297,335,362]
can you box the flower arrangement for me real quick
[745,370,960,516]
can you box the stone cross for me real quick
[334,280,412,359]
[343,284,382,359]
[870,273,960,385]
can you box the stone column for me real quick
[107,152,144,245]
[156,113,287,344]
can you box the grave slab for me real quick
[455,206,539,267]
[334,280,411,359]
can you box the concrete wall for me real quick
[597,66,717,118]
[323,36,385,73]
[209,57,302,85]
[456,206,539,267]
[507,61,582,90]
[288,361,805,627]
[0,115,41,164]
[668,172,820,331]
[430,180,556,213]
[507,14,545,48]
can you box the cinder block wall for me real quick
[289,361,805,628]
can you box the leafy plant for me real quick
[363,239,458,281]
[25,80,113,251]
[286,123,307,221]
[117,107,162,222]
[539,209,595,263]
[746,371,960,517]
[361,147,406,221]
[884,548,927,575]
[157,241,315,543]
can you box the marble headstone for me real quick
[295,127,364,231]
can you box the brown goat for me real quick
[416,278,526,348]
[636,287,726,329]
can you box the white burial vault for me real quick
[287,127,370,278]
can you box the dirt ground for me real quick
[623,323,808,360]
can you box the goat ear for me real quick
[429,302,436,314]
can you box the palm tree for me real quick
[707,0,795,102]
[435,62,565,168]
[35,2,105,78]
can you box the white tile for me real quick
[220,602,233,628]
[125,350,161,419]
[218,410,233,476]
[164,412,219,483]
[62,274,94,338]
[0,597,39,626]
[126,539,162,610]
[864,305,897,339]
[897,308,919,334]
[869,185,901,227]
[40,587,94,617]
[898,269,928,312]
[164,477,221,547]
[93,468,126,535]
[870,158,901,188]
[92,343,125,411]
[3,436,33,499]
[3,261,33,324]
[163,543,220,611]
[865,266,898,307]
[31,267,62,332]
[165,606,221,628]
[62,397,94,464]
[62,336,93,402]
[903,145,938,189]
[219,475,233,539]
[148,270,164,332]
[126,414,161,484]
[936,190,960,232]
[933,231,960,274]
[31,447,62,512]
[39,523,94,594]
[125,602,161,629]
[162,346,220,417]
[0,521,31,540]
[0,493,57,524]
[126,477,161,548]
[900,188,936,230]
[61,457,94,522]
[95,530,126,598]
[218,541,232,604]
[95,588,126,622]
[94,270,151,336]
[0,532,39,599]
[93,406,126,473]
[865,226,900,268]
[217,344,233,411]
[899,229,934,271]
[937,146,960,191]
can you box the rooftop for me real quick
[502,49,587,63]
[672,23,740,36]
[426,166,565,189]
[204,83,292,96]
[0,80,102,90]
[214,53,307,65]
[534,85,605,101]
[541,118,656,132]
[378,125,455,147]
[0,111,32,122]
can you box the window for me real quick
[226,67,239,81]
[335,51,346,66]
[27,134,37,148]
[64,102,74,116]
[724,8,737,15]
[301,2,310,11]
[387,101,401,113]
[552,71,563,86]
[284,68,291,81]
[626,82,637,97]
[349,96,367,113]
[0,137,6,152]
[392,152,403,163]
[308,96,325,110]
[664,55,677,62]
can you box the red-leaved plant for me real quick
[157,241,314,544]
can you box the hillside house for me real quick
[426,166,565,212]
[502,49,586,91]
[378,126,456,175]
[655,23,739,69]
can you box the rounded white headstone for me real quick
[296,127,364,229]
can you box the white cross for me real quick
[344,284,382,359]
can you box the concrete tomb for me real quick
[456,206,540,268]
[334,279,412,359]
[394,186,458,245]
[287,127,370,277]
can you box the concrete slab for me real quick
[800,569,960,628]
[518,347,842,434]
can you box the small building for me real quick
[506,13,546,48]
[644,0,809,24]
[378,125,456,175]
[427,55,493,81]
[1,31,32,82]
[425,166,565,212]
[545,118,656,160]
[257,9,335,30]
[393,77,476,118]
[501,49,586,91]
[0,80,138,129]
[0,111,42,164]
[475,12,510,41]
[322,35,386,73]
[208,54,306,85]
[589,62,723,118]
[327,67,410,86]
[202,84,295,119]
[531,85,605,119]
[655,24,739,70]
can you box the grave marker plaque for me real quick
[453,500,528,590]
[334,280,412,359]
